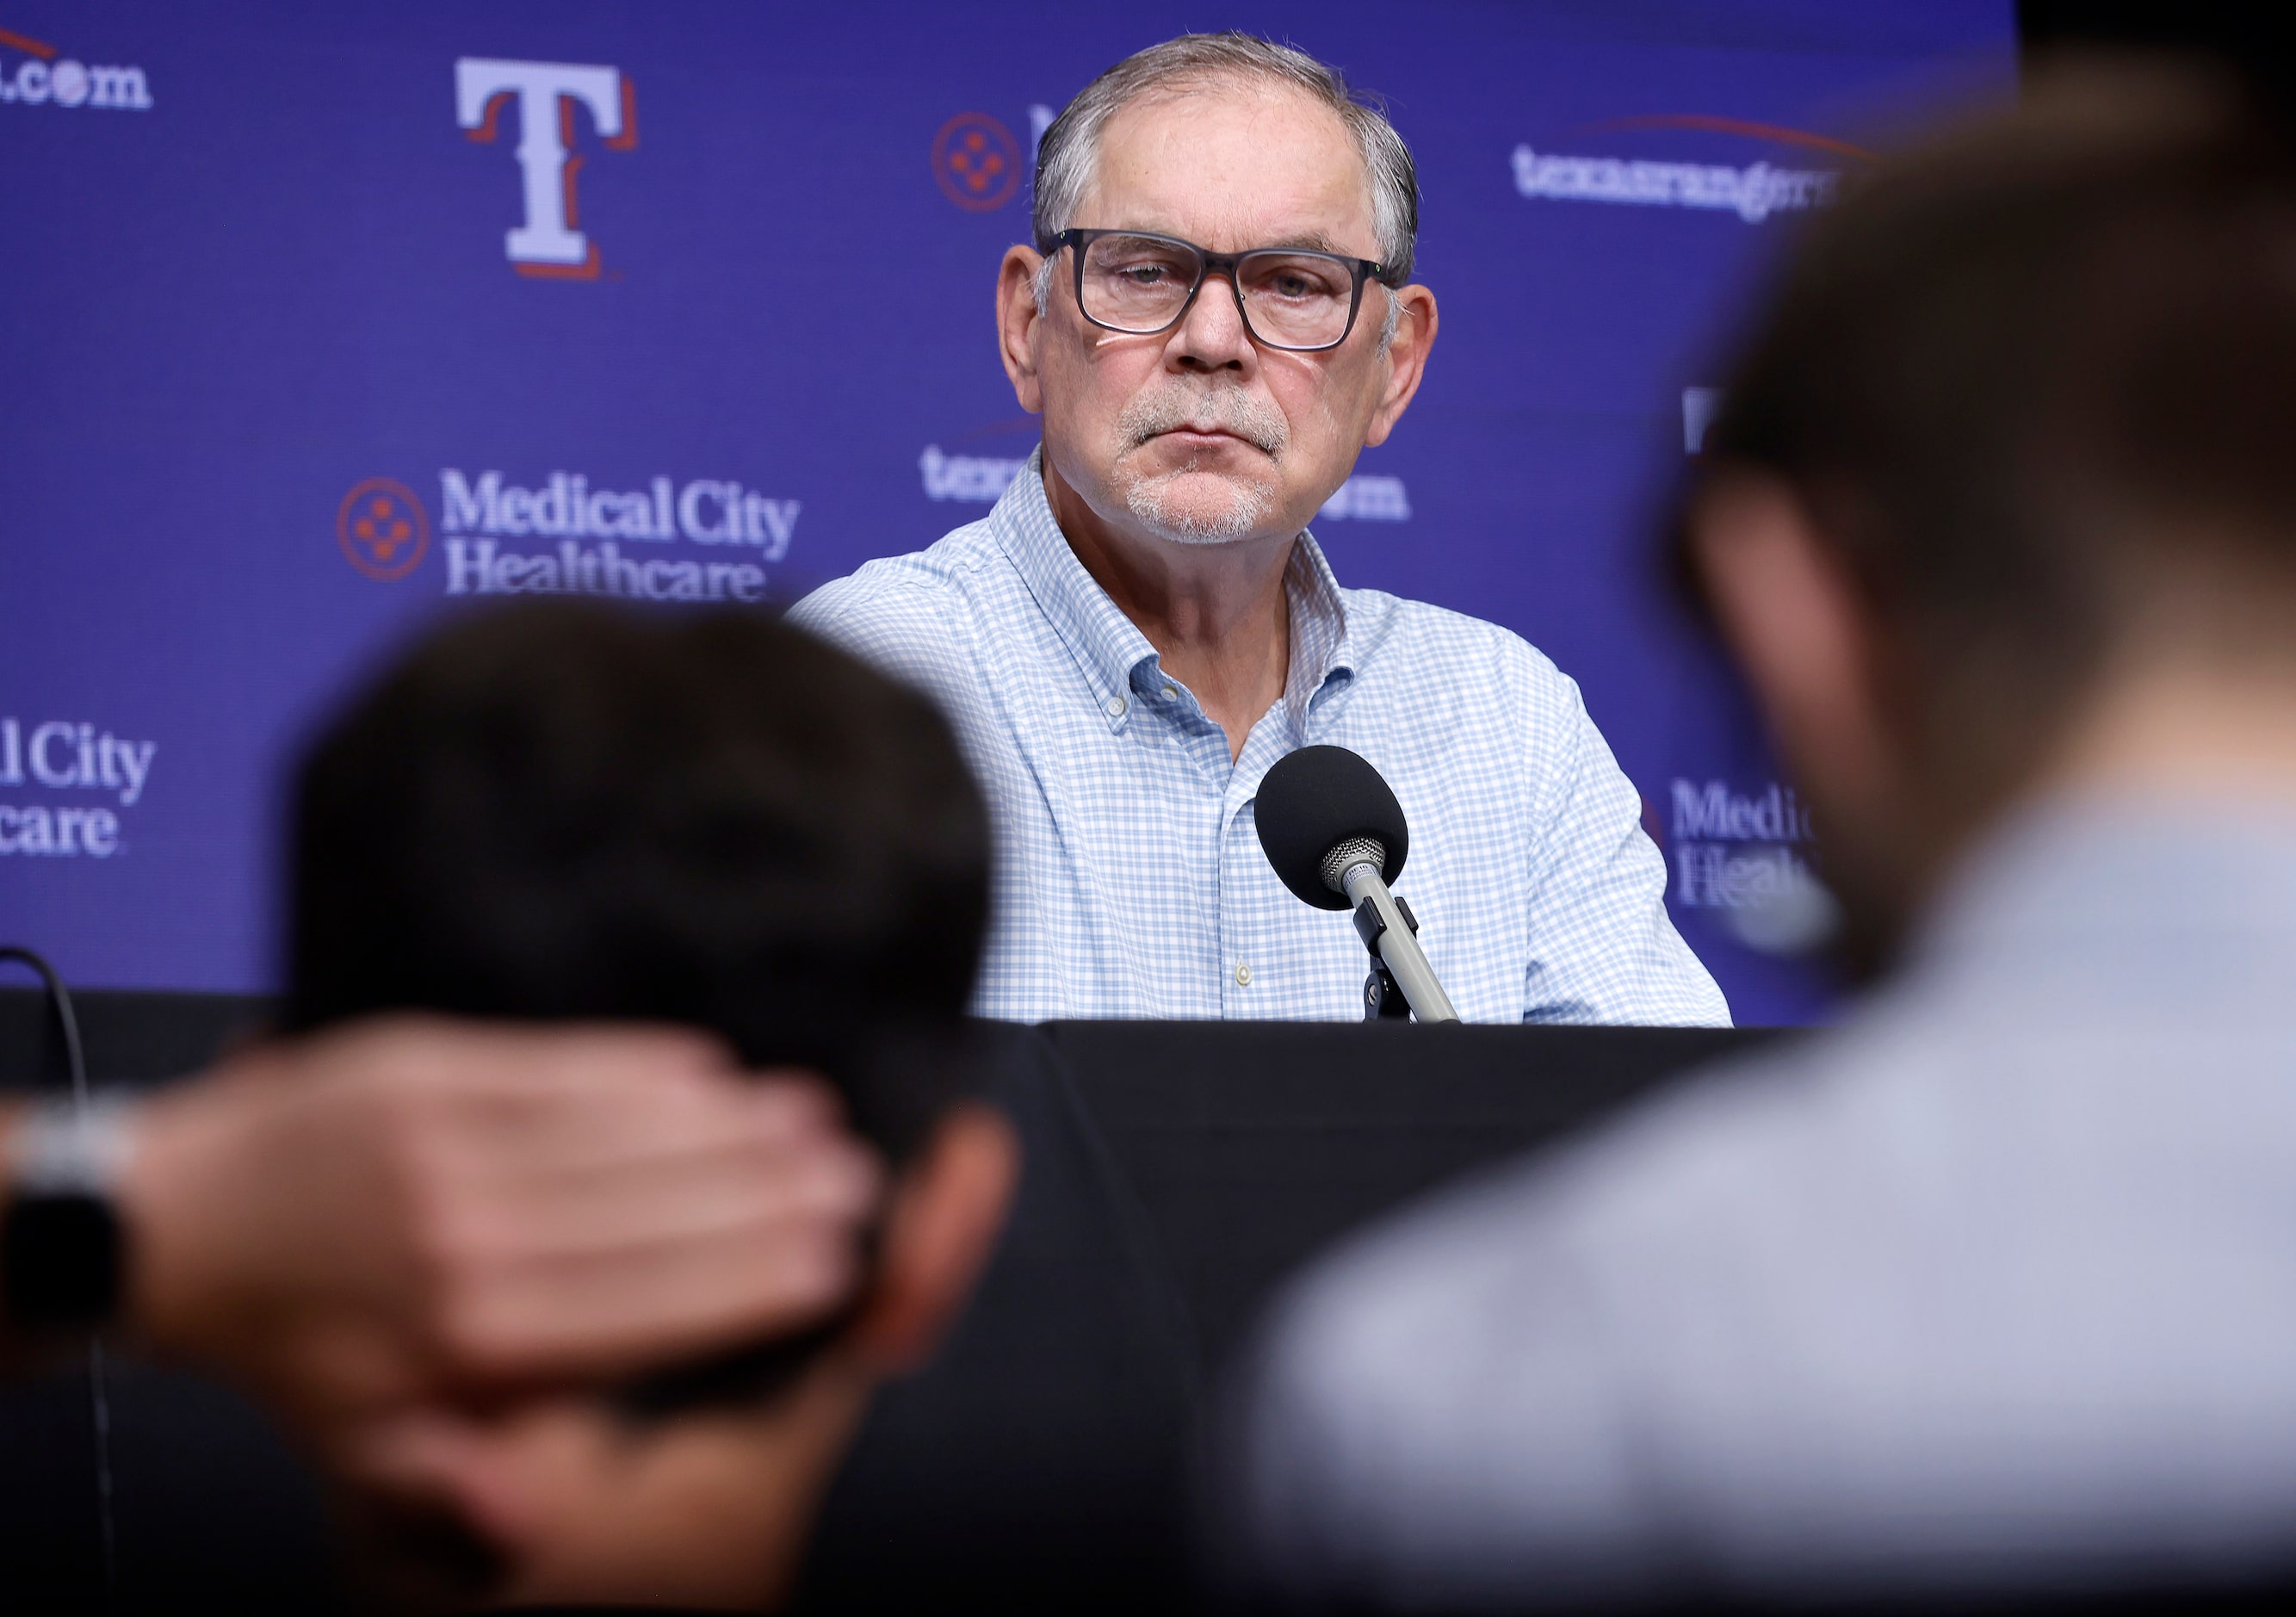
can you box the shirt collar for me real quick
[989,446,1355,733]
[990,448,1154,728]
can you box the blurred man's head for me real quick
[1685,67,2296,962]
[283,600,1016,1608]
[998,33,1439,552]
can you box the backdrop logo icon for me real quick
[932,112,1022,212]
[456,58,636,278]
[338,478,430,581]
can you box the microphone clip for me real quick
[1354,893,1420,1022]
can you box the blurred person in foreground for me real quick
[793,33,1725,1028]
[1228,67,2296,1609]
[275,600,1019,1608]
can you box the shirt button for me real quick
[1235,962,1253,987]
[1162,685,1178,700]
[1105,696,1126,717]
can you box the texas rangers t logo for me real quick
[455,58,637,278]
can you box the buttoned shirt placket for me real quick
[1004,492,1356,1016]
[1210,549,1352,1016]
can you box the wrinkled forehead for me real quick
[1078,77,1380,258]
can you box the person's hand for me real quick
[330,1100,1020,1611]
[115,1016,882,1456]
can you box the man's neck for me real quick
[2044,660,2296,808]
[1043,458,1296,763]
[1824,654,2296,979]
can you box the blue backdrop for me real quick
[0,2,2014,1020]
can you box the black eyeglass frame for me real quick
[1042,226,1399,354]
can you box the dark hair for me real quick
[1690,65,2296,784]
[282,599,991,1161]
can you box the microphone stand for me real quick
[1338,859,1460,1024]
[1363,957,1411,1020]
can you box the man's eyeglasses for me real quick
[1041,227,1397,353]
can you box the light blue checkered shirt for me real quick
[789,455,1728,1026]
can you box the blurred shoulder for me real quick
[1259,1028,1847,1389]
[1235,1032,1847,1591]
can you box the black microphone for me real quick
[1255,746,1459,1023]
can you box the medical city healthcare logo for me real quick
[337,468,801,603]
[456,58,636,278]
[0,717,156,861]
[0,24,152,109]
[1665,778,1838,954]
[1512,115,1870,224]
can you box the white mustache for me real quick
[1116,386,1288,457]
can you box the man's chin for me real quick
[1123,470,1280,546]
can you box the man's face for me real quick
[1008,82,1433,550]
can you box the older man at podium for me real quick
[793,34,1725,1027]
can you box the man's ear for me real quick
[1689,473,1902,857]
[1363,283,1438,448]
[337,1408,549,1593]
[845,1104,1019,1374]
[343,1398,838,1610]
[998,246,1049,414]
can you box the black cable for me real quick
[0,945,89,1110]
[2,945,118,1602]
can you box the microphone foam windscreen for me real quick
[1253,745,1409,911]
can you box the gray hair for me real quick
[1030,33,1420,284]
